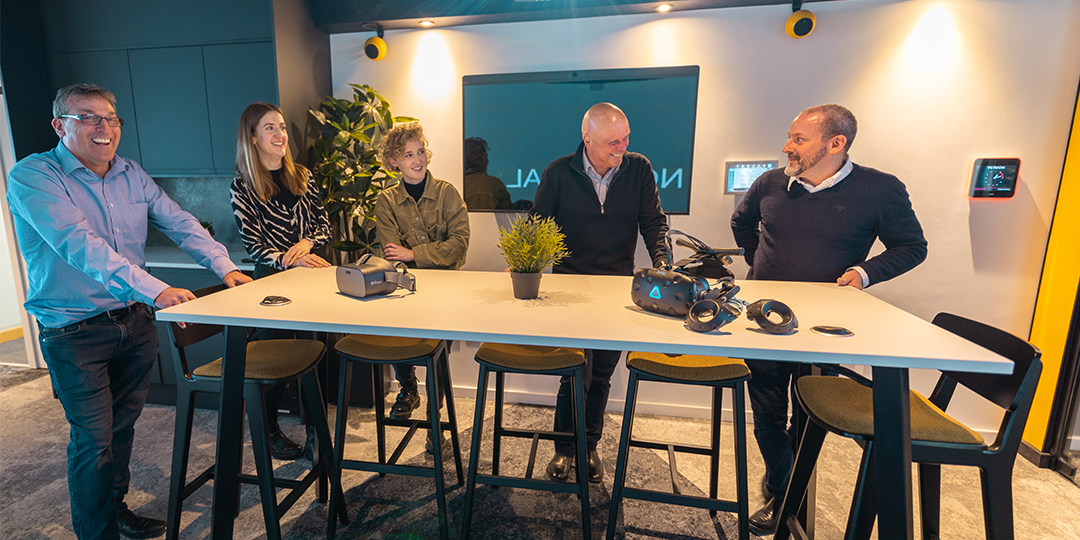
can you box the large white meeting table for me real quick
[157,266,1014,540]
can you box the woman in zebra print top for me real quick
[229,102,331,460]
[231,102,331,280]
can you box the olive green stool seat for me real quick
[796,376,984,445]
[328,334,462,540]
[461,343,591,539]
[606,352,752,540]
[165,284,345,540]
[191,340,327,380]
[775,313,1043,540]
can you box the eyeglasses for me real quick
[58,114,125,127]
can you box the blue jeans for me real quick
[554,349,622,455]
[745,359,799,500]
[39,305,158,540]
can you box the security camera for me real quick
[365,36,387,61]
[363,23,387,61]
[786,9,816,39]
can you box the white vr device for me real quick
[336,254,416,298]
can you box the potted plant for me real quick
[309,84,416,263]
[497,214,570,299]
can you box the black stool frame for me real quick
[776,313,1043,540]
[329,340,463,539]
[165,318,346,540]
[461,357,591,540]
[606,366,751,540]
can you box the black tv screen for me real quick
[462,66,699,214]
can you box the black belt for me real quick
[82,304,144,325]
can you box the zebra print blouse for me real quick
[230,171,331,271]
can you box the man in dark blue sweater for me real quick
[731,104,927,535]
[532,102,668,484]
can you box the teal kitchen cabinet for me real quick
[203,42,279,172]
[128,43,279,175]
[129,47,216,174]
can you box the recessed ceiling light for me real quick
[656,4,672,12]
[419,20,435,27]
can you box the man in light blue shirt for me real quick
[6,84,252,540]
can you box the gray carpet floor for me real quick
[2,362,1079,539]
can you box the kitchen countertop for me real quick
[144,246,254,271]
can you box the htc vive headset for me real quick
[631,230,744,319]
[631,268,711,317]
[336,254,416,298]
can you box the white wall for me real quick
[330,0,1080,432]
[1,85,27,333]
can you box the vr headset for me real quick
[631,230,743,318]
[631,231,798,334]
[336,254,416,298]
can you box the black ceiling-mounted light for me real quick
[786,1,816,39]
[363,23,388,60]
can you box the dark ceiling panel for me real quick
[312,0,847,34]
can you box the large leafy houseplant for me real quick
[310,84,415,262]
[497,214,570,299]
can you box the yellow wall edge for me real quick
[1026,82,1080,449]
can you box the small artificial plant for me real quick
[497,214,570,273]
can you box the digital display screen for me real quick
[462,66,699,214]
[969,158,1020,198]
[725,161,778,194]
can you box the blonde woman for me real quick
[375,122,469,421]
[231,102,331,279]
[230,102,331,459]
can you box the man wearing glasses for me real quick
[6,84,251,539]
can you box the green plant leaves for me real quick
[309,83,411,261]
[497,214,570,273]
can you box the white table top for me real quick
[157,267,1012,375]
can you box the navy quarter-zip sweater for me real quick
[532,142,669,276]
[730,164,927,285]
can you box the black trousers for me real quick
[553,349,622,455]
[745,358,800,500]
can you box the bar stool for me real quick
[328,335,463,540]
[165,284,347,540]
[606,352,752,540]
[461,343,591,539]
[775,313,1043,540]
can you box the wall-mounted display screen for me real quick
[968,158,1020,198]
[462,66,699,213]
[724,161,778,194]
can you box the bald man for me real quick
[731,104,926,535]
[531,102,668,484]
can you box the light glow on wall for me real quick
[903,5,960,72]
[409,32,457,104]
[642,19,684,66]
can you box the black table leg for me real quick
[210,325,250,540]
[871,366,914,540]
[790,363,817,539]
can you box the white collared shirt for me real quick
[582,150,620,206]
[787,157,869,287]
[787,157,854,193]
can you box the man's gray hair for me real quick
[801,104,857,152]
[52,84,116,118]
